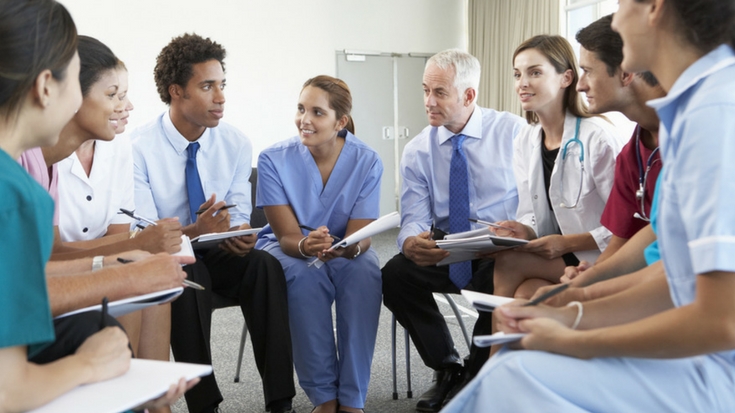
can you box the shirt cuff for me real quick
[397,222,429,253]
[690,236,735,274]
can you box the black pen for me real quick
[118,208,157,226]
[117,257,205,290]
[100,296,108,330]
[523,283,570,306]
[195,204,236,215]
[429,221,435,237]
[299,225,342,242]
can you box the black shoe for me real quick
[415,367,462,412]
[269,399,295,413]
[442,372,470,408]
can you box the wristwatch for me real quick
[92,255,104,271]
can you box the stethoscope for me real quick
[633,125,660,221]
[559,117,583,209]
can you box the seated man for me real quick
[381,49,525,412]
[131,33,295,413]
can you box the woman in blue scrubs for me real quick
[256,76,383,413]
[442,0,735,411]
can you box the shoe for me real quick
[442,373,470,408]
[415,367,462,412]
[272,407,295,413]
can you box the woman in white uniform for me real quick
[442,1,735,411]
[256,76,383,413]
[492,35,620,299]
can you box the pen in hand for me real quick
[468,218,515,233]
[118,208,158,226]
[298,225,342,242]
[116,257,205,290]
[100,296,108,330]
[522,283,570,307]
[195,204,236,215]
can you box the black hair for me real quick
[0,0,77,116]
[77,36,119,96]
[636,71,659,87]
[154,33,226,105]
[576,14,622,77]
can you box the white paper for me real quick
[173,234,194,259]
[191,227,262,243]
[55,287,184,319]
[29,359,212,413]
[308,212,400,268]
[460,289,515,311]
[473,332,526,347]
[435,234,528,266]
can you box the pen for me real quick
[118,208,158,226]
[468,218,515,232]
[195,204,236,215]
[298,225,342,242]
[100,296,108,330]
[117,257,205,290]
[522,283,570,306]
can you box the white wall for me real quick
[61,0,465,156]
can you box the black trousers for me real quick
[382,253,494,380]
[171,247,295,413]
[30,311,125,363]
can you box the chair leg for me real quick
[404,326,412,398]
[443,293,471,351]
[391,314,398,400]
[234,322,248,383]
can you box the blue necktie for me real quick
[186,142,206,223]
[449,134,472,289]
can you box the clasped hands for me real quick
[300,226,356,262]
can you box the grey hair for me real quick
[427,49,481,101]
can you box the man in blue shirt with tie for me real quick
[130,34,295,413]
[381,49,525,412]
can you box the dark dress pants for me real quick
[171,247,295,413]
[382,253,494,380]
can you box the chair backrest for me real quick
[249,167,268,228]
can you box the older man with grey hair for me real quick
[381,49,525,411]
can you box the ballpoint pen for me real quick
[468,218,515,232]
[195,204,236,215]
[298,225,342,242]
[116,257,205,290]
[522,283,569,306]
[118,208,158,226]
[100,296,108,330]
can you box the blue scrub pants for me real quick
[264,244,382,408]
[442,347,735,412]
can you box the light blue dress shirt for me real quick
[130,111,253,227]
[397,106,525,251]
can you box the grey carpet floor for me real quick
[172,228,479,413]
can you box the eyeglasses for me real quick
[559,117,584,209]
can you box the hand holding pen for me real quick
[116,256,204,290]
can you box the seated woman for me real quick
[491,35,620,299]
[443,0,735,411]
[256,75,383,413]
[43,36,177,404]
[0,1,190,411]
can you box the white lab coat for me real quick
[514,112,621,263]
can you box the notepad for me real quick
[191,227,262,250]
[309,212,400,268]
[28,359,212,413]
[473,332,526,347]
[435,229,528,266]
[55,287,184,319]
[460,289,516,312]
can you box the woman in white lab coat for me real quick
[492,35,620,298]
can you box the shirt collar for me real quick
[162,110,213,155]
[647,44,735,112]
[438,105,482,145]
